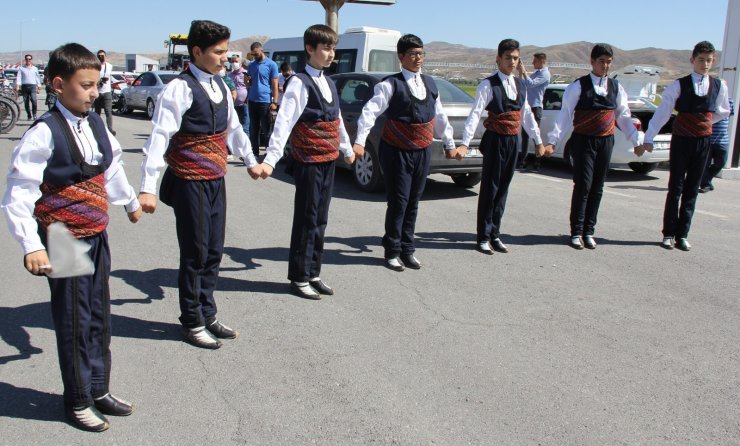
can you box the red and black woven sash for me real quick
[381,119,434,150]
[34,173,109,238]
[166,131,228,180]
[483,111,522,136]
[672,112,713,137]
[573,109,616,136]
[290,120,341,163]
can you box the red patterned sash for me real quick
[381,120,434,150]
[290,120,341,163]
[34,173,109,238]
[166,131,228,180]
[573,109,616,136]
[672,112,713,137]
[482,111,522,135]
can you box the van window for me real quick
[368,50,398,72]
[328,49,357,74]
[272,51,306,73]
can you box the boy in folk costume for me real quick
[258,24,355,300]
[636,41,730,251]
[138,20,261,349]
[2,43,142,432]
[544,43,642,250]
[352,34,458,272]
[456,39,547,256]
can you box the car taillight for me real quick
[631,116,642,131]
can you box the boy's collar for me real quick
[401,67,421,77]
[305,64,323,76]
[55,101,88,120]
[190,64,214,78]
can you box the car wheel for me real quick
[450,172,482,188]
[628,162,658,174]
[353,143,383,192]
[119,97,132,114]
[146,99,155,120]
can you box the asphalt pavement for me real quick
[1,105,739,445]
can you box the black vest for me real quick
[289,71,340,122]
[383,72,438,124]
[177,69,229,135]
[575,75,619,110]
[675,74,721,113]
[485,74,526,113]
[35,107,112,186]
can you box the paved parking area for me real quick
[1,110,739,444]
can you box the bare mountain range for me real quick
[2,36,714,83]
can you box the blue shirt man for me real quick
[246,42,279,156]
[518,52,551,169]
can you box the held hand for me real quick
[259,163,274,179]
[128,207,143,223]
[644,143,653,153]
[344,153,356,165]
[352,143,365,158]
[24,250,51,276]
[634,145,646,157]
[535,144,549,158]
[543,144,555,156]
[455,145,469,160]
[444,148,457,159]
[138,192,157,214]
[248,164,263,180]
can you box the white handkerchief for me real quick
[46,222,95,278]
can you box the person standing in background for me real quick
[517,52,550,171]
[93,50,116,135]
[246,42,279,159]
[16,54,42,120]
[228,55,250,135]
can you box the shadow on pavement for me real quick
[0,382,62,424]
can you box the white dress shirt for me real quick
[546,73,642,147]
[98,62,113,94]
[354,68,455,150]
[139,63,256,194]
[643,72,731,144]
[461,71,543,147]
[262,64,353,168]
[2,101,139,254]
[17,64,41,86]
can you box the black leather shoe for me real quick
[491,238,508,253]
[65,405,110,432]
[569,236,584,250]
[476,241,494,255]
[583,235,597,250]
[94,393,133,416]
[400,254,421,269]
[289,282,321,300]
[309,279,334,295]
[675,238,691,251]
[206,319,239,339]
[385,257,405,272]
[182,327,222,349]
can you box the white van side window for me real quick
[368,50,399,72]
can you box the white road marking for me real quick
[695,209,729,219]
[523,173,564,183]
[603,190,636,198]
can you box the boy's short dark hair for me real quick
[497,39,520,57]
[280,61,292,72]
[187,20,230,59]
[304,24,339,56]
[590,43,614,60]
[397,34,424,55]
[692,40,715,58]
[97,50,106,55]
[534,52,547,60]
[250,42,263,51]
[46,43,101,81]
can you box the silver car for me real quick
[120,71,179,119]
[330,72,485,192]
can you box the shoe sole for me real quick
[289,287,321,300]
[475,247,494,255]
[182,331,222,349]
[569,243,584,250]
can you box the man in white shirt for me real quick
[93,50,115,135]
[16,54,42,120]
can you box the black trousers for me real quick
[663,135,711,238]
[701,142,728,188]
[477,131,519,243]
[45,231,111,407]
[288,160,335,282]
[379,142,432,258]
[20,84,38,119]
[168,175,226,328]
[93,92,114,132]
[569,133,614,236]
[520,106,542,166]
[248,101,271,156]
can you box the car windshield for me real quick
[159,74,178,84]
[435,78,474,104]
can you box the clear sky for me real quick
[0,0,730,57]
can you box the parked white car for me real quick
[119,71,179,119]
[525,78,673,175]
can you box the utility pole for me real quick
[304,0,395,33]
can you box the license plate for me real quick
[653,142,669,150]
[466,147,480,157]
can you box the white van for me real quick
[263,26,401,75]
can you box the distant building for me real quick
[125,54,160,72]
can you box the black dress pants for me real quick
[248,100,272,157]
[477,131,519,243]
[663,135,711,238]
[569,133,614,236]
